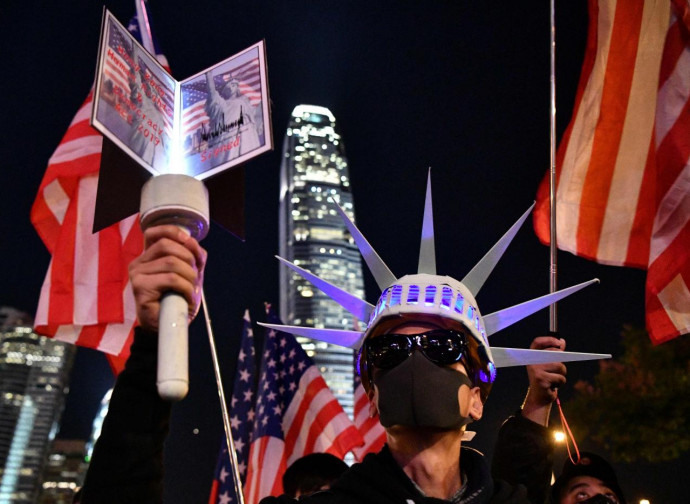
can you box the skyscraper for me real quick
[0,315,75,504]
[279,105,365,418]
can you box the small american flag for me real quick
[209,310,257,504]
[243,305,363,504]
[30,1,167,373]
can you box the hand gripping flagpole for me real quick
[140,174,210,401]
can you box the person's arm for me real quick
[78,327,169,503]
[492,336,566,504]
[77,225,206,503]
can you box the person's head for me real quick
[282,453,348,498]
[363,317,486,432]
[552,452,626,504]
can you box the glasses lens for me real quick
[366,334,412,369]
[418,330,466,365]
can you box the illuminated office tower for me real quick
[38,440,88,504]
[0,319,75,504]
[279,105,365,417]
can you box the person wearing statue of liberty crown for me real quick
[78,172,609,504]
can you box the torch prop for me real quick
[140,174,210,401]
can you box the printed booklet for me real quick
[92,9,272,180]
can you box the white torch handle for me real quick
[139,173,210,402]
[157,291,190,401]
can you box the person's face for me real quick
[367,321,483,424]
[560,476,619,503]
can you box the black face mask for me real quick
[373,350,474,429]
[579,495,618,504]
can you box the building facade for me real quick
[278,105,365,417]
[0,319,75,504]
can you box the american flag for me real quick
[534,0,690,344]
[181,57,262,143]
[351,374,386,462]
[209,310,257,504]
[102,19,135,97]
[243,305,363,504]
[30,2,167,373]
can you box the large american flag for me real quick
[209,310,257,504]
[30,2,167,373]
[243,306,363,504]
[534,0,690,344]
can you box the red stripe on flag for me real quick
[575,3,644,258]
[533,0,601,250]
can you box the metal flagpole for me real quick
[201,289,246,504]
[549,0,558,333]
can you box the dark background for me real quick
[1,1,687,502]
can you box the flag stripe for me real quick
[575,2,644,259]
[595,0,670,263]
[351,380,386,461]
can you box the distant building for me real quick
[278,105,365,417]
[38,440,88,504]
[0,315,75,504]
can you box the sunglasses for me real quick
[365,329,469,370]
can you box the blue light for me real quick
[377,287,391,316]
[407,285,419,304]
[454,293,464,314]
[479,362,497,383]
[425,286,436,306]
[390,285,403,306]
[441,287,452,309]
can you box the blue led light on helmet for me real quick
[424,285,436,306]
[478,362,496,384]
[407,284,420,304]
[390,285,403,306]
[454,294,464,314]
[441,286,452,309]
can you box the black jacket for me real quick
[491,413,554,504]
[262,445,531,504]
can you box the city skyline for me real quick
[0,324,76,503]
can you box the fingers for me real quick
[530,336,566,351]
[142,225,207,272]
[130,225,208,330]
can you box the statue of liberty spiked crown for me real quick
[261,172,609,401]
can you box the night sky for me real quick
[1,1,687,502]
